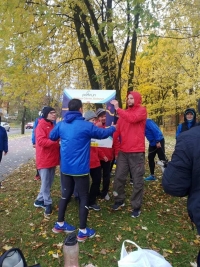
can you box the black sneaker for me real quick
[131,209,141,218]
[34,200,45,209]
[112,202,125,210]
[44,204,52,216]
[89,204,101,211]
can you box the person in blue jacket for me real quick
[162,124,200,266]
[176,108,197,138]
[144,119,167,181]
[49,98,116,242]
[0,123,8,163]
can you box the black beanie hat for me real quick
[42,106,55,119]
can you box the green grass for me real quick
[0,135,199,267]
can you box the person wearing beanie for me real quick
[84,110,107,211]
[95,108,113,200]
[34,106,60,217]
[176,108,197,138]
[32,106,47,181]
[49,99,116,241]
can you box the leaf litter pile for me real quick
[0,135,199,267]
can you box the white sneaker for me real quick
[104,193,110,201]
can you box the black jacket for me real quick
[162,125,200,234]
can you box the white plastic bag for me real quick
[118,240,173,267]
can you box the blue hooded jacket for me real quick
[176,108,197,138]
[49,111,116,175]
[0,126,8,152]
[145,119,164,146]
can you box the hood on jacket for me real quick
[64,111,84,123]
[184,108,196,123]
[127,91,142,108]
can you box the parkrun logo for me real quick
[82,90,96,98]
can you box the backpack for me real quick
[0,248,41,267]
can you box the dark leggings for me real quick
[148,139,166,175]
[89,166,101,205]
[0,151,2,163]
[100,160,111,197]
[58,173,90,229]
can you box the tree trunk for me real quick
[21,106,26,134]
[128,5,140,92]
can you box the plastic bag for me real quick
[118,240,172,267]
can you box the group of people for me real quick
[32,92,200,264]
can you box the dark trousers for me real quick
[0,151,2,163]
[89,166,101,205]
[100,160,111,197]
[113,151,145,209]
[110,158,115,173]
[197,251,200,267]
[58,173,89,229]
[148,138,166,175]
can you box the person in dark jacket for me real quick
[0,125,8,162]
[50,99,116,242]
[162,125,200,266]
[176,108,197,138]
[144,119,167,181]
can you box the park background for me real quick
[0,1,199,266]
[0,0,199,132]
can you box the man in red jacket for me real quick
[34,106,60,217]
[110,91,147,218]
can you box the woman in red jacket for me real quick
[84,110,106,211]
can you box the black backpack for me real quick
[0,248,41,267]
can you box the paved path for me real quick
[0,135,35,182]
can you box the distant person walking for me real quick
[34,107,60,217]
[0,122,8,163]
[144,119,167,181]
[50,99,116,242]
[176,108,197,138]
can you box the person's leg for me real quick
[74,175,90,229]
[148,145,157,176]
[36,168,54,205]
[52,173,76,233]
[113,151,129,206]
[129,152,145,215]
[89,166,101,206]
[75,175,96,241]
[0,151,3,163]
[157,139,167,161]
[57,173,74,222]
[100,160,111,198]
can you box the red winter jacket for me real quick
[96,123,114,161]
[90,146,105,169]
[116,91,147,153]
[36,119,60,169]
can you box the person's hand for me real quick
[156,142,161,148]
[33,144,36,148]
[95,121,102,127]
[110,100,119,110]
[103,156,108,162]
[4,152,7,156]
